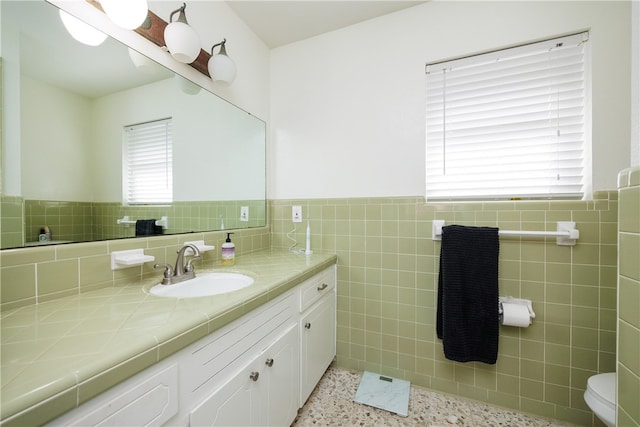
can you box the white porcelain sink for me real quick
[149,272,255,298]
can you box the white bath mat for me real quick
[353,371,410,417]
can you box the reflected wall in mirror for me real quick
[0,1,266,249]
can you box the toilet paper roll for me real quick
[501,303,532,327]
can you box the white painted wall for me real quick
[21,76,93,201]
[19,73,265,203]
[6,1,634,201]
[269,1,632,199]
[92,77,265,202]
[1,8,21,196]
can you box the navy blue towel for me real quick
[436,225,500,364]
[135,219,163,236]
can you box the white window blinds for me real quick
[124,118,173,205]
[425,32,589,201]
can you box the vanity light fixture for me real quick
[59,9,108,46]
[99,0,149,30]
[208,39,236,86]
[164,3,201,64]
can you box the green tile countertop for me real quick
[0,250,337,426]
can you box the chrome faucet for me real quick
[154,243,202,285]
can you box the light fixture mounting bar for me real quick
[87,0,211,77]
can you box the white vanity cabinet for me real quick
[299,266,337,406]
[46,264,336,427]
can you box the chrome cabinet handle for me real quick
[265,358,274,367]
[317,283,328,291]
[250,371,259,381]
[304,322,311,329]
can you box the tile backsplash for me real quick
[270,192,618,426]
[0,227,270,311]
[1,199,266,249]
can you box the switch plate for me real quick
[292,205,302,223]
[240,206,249,222]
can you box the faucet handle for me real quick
[154,263,174,278]
[184,245,202,272]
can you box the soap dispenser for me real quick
[221,232,235,265]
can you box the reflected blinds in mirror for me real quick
[124,118,173,205]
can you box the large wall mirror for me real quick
[0,1,267,249]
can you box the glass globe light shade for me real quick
[59,10,107,46]
[164,21,201,63]
[100,0,148,30]
[128,48,162,74]
[175,74,202,95]
[208,54,237,86]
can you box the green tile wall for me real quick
[617,168,640,427]
[0,199,267,249]
[92,200,266,240]
[0,196,23,249]
[0,227,270,311]
[24,200,93,244]
[270,193,618,426]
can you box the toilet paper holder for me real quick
[498,296,536,319]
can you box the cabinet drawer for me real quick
[299,266,335,312]
[48,364,178,427]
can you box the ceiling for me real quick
[225,1,427,48]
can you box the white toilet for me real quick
[584,372,616,427]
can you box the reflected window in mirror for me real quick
[124,118,173,205]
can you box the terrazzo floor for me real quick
[292,365,578,427]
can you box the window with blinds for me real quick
[425,32,590,201]
[123,118,173,205]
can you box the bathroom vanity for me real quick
[0,251,337,426]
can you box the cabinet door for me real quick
[190,324,299,427]
[48,364,178,427]
[264,324,299,427]
[300,292,336,406]
[189,357,262,427]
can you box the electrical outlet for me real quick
[240,206,249,222]
[292,205,302,222]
